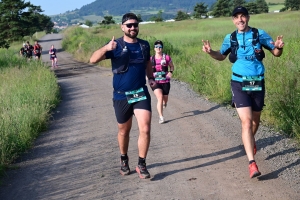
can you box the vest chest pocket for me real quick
[242,76,263,91]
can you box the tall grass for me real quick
[0,50,60,175]
[62,11,300,142]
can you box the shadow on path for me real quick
[164,105,220,123]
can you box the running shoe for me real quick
[163,103,167,108]
[254,142,257,155]
[120,159,130,175]
[249,162,261,178]
[159,116,165,124]
[136,163,151,179]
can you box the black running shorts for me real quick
[231,80,265,111]
[151,82,171,95]
[113,94,152,124]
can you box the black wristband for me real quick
[148,77,154,81]
[169,71,173,74]
[276,47,283,50]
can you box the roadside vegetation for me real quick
[0,47,60,176]
[0,0,54,49]
[62,11,300,143]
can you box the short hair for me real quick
[122,13,138,24]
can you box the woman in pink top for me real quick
[150,40,175,124]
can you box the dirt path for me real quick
[0,34,299,200]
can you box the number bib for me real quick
[125,87,147,104]
[242,76,263,91]
[154,71,166,81]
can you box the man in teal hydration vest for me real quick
[202,6,285,178]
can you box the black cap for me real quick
[232,6,249,16]
[122,13,138,24]
[154,40,163,48]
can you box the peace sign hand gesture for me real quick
[202,40,212,54]
[273,35,284,49]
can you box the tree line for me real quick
[0,0,54,49]
[175,0,300,21]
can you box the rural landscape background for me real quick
[0,0,299,182]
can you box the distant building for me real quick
[165,19,175,22]
[79,24,90,28]
[139,21,156,24]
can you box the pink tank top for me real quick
[151,54,172,84]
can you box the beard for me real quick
[124,29,139,39]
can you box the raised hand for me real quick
[106,36,117,51]
[202,40,212,53]
[272,35,284,49]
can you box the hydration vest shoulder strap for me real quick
[251,27,259,46]
[231,27,259,47]
[115,37,125,49]
[151,53,166,66]
[151,55,156,66]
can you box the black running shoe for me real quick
[136,163,151,179]
[120,159,130,175]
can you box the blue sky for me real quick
[25,0,96,16]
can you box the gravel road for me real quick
[0,34,299,200]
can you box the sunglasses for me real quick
[124,23,139,28]
[155,45,163,49]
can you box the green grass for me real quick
[0,49,60,176]
[82,15,103,22]
[267,0,284,3]
[268,4,285,12]
[62,11,300,143]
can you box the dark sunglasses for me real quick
[155,45,163,49]
[124,23,139,28]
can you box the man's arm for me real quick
[145,60,156,87]
[90,36,116,64]
[202,40,227,61]
[145,60,153,80]
[89,45,109,64]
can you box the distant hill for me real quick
[77,0,213,16]
[51,0,215,26]
[51,0,285,27]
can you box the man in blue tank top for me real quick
[90,13,156,179]
[202,6,285,179]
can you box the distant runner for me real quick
[33,41,42,60]
[49,45,58,69]
[19,43,32,60]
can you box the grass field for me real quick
[268,4,285,12]
[0,31,60,176]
